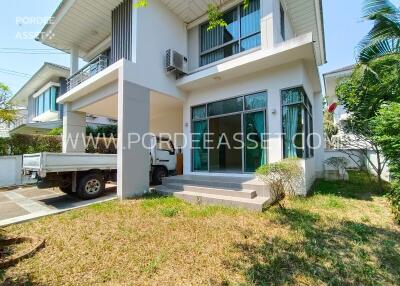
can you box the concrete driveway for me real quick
[0,185,117,226]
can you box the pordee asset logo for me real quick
[63,132,323,152]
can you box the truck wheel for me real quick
[77,173,105,199]
[152,166,168,185]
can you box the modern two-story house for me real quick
[9,63,116,136]
[36,0,326,202]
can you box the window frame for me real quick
[190,90,268,173]
[281,86,314,159]
[280,2,286,41]
[34,86,59,116]
[199,0,261,67]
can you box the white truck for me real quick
[22,137,177,199]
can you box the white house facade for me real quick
[37,0,326,199]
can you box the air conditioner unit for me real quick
[165,49,188,75]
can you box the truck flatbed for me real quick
[23,153,117,176]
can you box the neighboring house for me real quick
[323,65,354,145]
[9,63,116,136]
[324,65,391,181]
[36,0,326,199]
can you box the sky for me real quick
[0,0,398,95]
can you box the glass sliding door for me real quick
[191,91,267,173]
[244,111,266,172]
[209,114,242,173]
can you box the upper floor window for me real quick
[35,86,59,116]
[280,3,285,40]
[200,0,261,67]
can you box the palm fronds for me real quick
[358,0,400,63]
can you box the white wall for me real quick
[273,0,294,44]
[0,156,35,187]
[130,0,187,99]
[366,151,391,182]
[324,150,364,169]
[301,158,315,194]
[150,107,184,147]
[182,60,323,177]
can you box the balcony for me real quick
[67,55,109,91]
[9,115,29,130]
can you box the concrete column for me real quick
[62,103,86,153]
[117,77,150,199]
[70,46,79,76]
[267,87,282,163]
[313,92,325,178]
[260,0,275,49]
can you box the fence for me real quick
[0,156,35,187]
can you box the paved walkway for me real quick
[0,186,117,226]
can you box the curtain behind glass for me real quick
[200,9,238,53]
[193,120,208,171]
[241,0,260,37]
[245,111,266,172]
[283,105,301,158]
[50,87,57,112]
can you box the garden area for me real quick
[1,171,399,285]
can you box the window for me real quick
[280,3,285,41]
[245,92,267,110]
[200,0,261,66]
[207,97,243,117]
[281,87,313,159]
[34,86,59,116]
[192,105,207,120]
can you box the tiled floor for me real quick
[0,186,117,226]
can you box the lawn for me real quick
[1,172,400,285]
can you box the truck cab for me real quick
[150,136,177,185]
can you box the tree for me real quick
[372,102,400,222]
[358,0,400,63]
[337,55,400,121]
[335,56,399,190]
[0,82,16,124]
[338,119,388,190]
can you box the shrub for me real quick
[48,127,63,136]
[373,103,400,223]
[1,134,116,155]
[8,134,62,155]
[256,158,303,208]
[324,157,349,181]
[388,182,400,224]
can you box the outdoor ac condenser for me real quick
[165,49,188,76]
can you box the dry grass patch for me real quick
[1,172,400,285]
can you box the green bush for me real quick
[1,134,116,155]
[256,158,303,208]
[8,134,62,155]
[373,102,400,223]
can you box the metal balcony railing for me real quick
[67,55,109,91]
[8,115,28,130]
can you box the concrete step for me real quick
[163,175,270,197]
[164,183,257,199]
[156,186,271,212]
